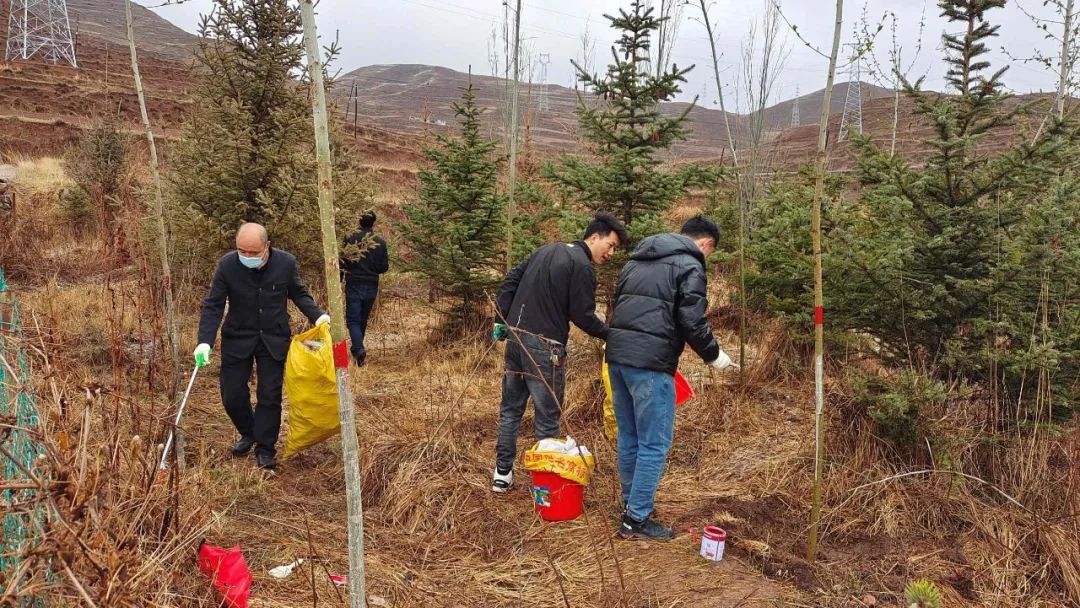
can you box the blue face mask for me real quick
[238,252,264,269]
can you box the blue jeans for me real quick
[609,363,675,521]
[344,282,378,360]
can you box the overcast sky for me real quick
[136,0,1068,112]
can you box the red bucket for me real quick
[530,471,584,521]
[674,370,695,407]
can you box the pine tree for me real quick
[64,117,130,228]
[399,83,506,328]
[168,0,367,277]
[544,0,717,235]
[844,0,1079,393]
[745,0,1079,418]
[841,0,1080,418]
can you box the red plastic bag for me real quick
[674,370,695,406]
[197,542,252,608]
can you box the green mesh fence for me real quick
[0,267,47,606]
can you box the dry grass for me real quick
[4,158,1078,608]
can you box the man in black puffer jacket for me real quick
[607,216,738,540]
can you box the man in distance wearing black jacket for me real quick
[606,216,738,540]
[490,213,628,493]
[194,223,328,470]
[341,212,389,366]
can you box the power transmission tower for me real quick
[837,44,862,141]
[5,0,78,67]
[791,85,801,128]
[536,52,550,113]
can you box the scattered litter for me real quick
[369,596,390,607]
[197,542,252,608]
[329,574,347,586]
[268,558,304,579]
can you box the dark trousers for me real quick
[220,340,285,457]
[345,282,378,360]
[495,332,566,473]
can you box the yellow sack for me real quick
[523,439,597,486]
[283,324,340,458]
[602,358,618,441]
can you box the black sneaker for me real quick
[231,436,255,457]
[618,513,673,541]
[256,451,277,471]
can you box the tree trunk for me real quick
[299,2,367,606]
[124,0,182,465]
[806,0,845,564]
[696,0,746,376]
[1057,0,1075,120]
[505,0,522,272]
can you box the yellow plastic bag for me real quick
[602,358,617,441]
[601,361,693,442]
[523,439,597,486]
[283,324,340,458]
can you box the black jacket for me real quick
[197,248,325,362]
[496,241,607,345]
[606,233,720,375]
[341,228,389,285]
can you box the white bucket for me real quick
[700,525,726,561]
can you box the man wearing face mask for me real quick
[194,223,328,470]
[490,212,628,493]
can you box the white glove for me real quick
[315,314,331,326]
[193,343,211,367]
[708,350,739,371]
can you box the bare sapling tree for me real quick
[650,0,686,77]
[739,0,789,371]
[858,3,927,155]
[299,1,368,606]
[690,0,747,372]
[577,21,597,92]
[806,0,845,564]
[505,0,523,273]
[123,0,181,403]
[1009,0,1080,129]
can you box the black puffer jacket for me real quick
[606,233,720,375]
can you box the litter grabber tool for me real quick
[158,365,200,475]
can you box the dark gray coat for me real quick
[606,233,720,375]
[197,248,324,362]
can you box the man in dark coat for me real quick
[195,223,328,470]
[606,216,738,540]
[490,212,628,493]
[341,212,389,366]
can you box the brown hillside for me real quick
[335,64,746,160]
[67,0,198,60]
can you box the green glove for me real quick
[492,323,509,341]
[194,343,212,367]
